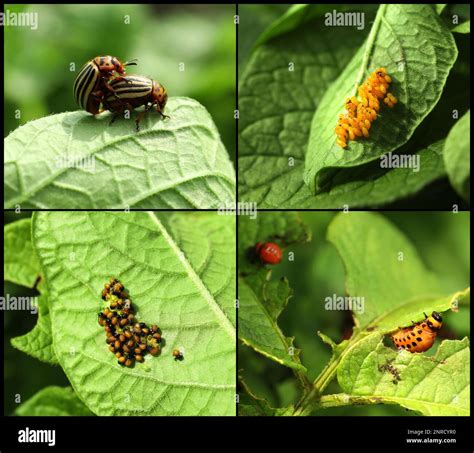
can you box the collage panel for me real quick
[4,4,236,209]
[238,211,470,416]
[1,1,472,451]
[238,4,470,209]
[4,210,236,416]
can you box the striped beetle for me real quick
[73,55,137,114]
[104,75,169,131]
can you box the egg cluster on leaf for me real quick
[98,278,162,367]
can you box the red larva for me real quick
[255,242,282,265]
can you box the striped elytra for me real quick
[105,75,154,103]
[73,56,137,114]
[73,61,101,112]
[103,75,169,131]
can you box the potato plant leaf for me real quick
[4,218,41,288]
[238,6,447,208]
[11,294,58,365]
[15,386,94,416]
[451,20,470,34]
[5,97,235,209]
[443,110,470,201]
[300,213,470,415]
[4,218,57,364]
[327,212,450,330]
[304,4,458,193]
[32,211,236,416]
[238,377,293,416]
[337,333,470,416]
[238,213,310,372]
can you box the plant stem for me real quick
[292,332,362,416]
[319,394,383,408]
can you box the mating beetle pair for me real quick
[73,55,168,131]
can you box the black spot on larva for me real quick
[418,330,422,334]
[422,323,426,328]
[406,344,411,348]
[411,342,417,347]
[416,337,422,342]
[401,345,406,348]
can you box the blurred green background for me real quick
[239,212,470,415]
[4,4,236,161]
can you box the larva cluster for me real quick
[98,278,162,367]
[335,67,397,148]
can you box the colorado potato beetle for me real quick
[104,75,169,131]
[254,242,282,265]
[73,55,137,114]
[392,311,442,353]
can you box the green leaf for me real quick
[451,19,470,34]
[238,377,293,416]
[4,218,58,364]
[443,110,470,201]
[327,212,449,331]
[238,7,446,208]
[337,333,470,416]
[288,140,447,208]
[239,7,373,207]
[15,386,94,416]
[255,4,318,45]
[5,97,235,209]
[238,4,290,76]
[4,218,41,288]
[372,288,469,335]
[32,211,236,415]
[11,293,58,365]
[238,213,310,373]
[304,4,458,194]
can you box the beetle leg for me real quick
[156,104,170,120]
[135,103,154,132]
[109,113,120,126]
[101,76,122,100]
[108,103,132,126]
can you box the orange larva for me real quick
[336,67,396,148]
[353,127,363,137]
[392,312,442,353]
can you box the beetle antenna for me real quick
[124,59,138,66]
